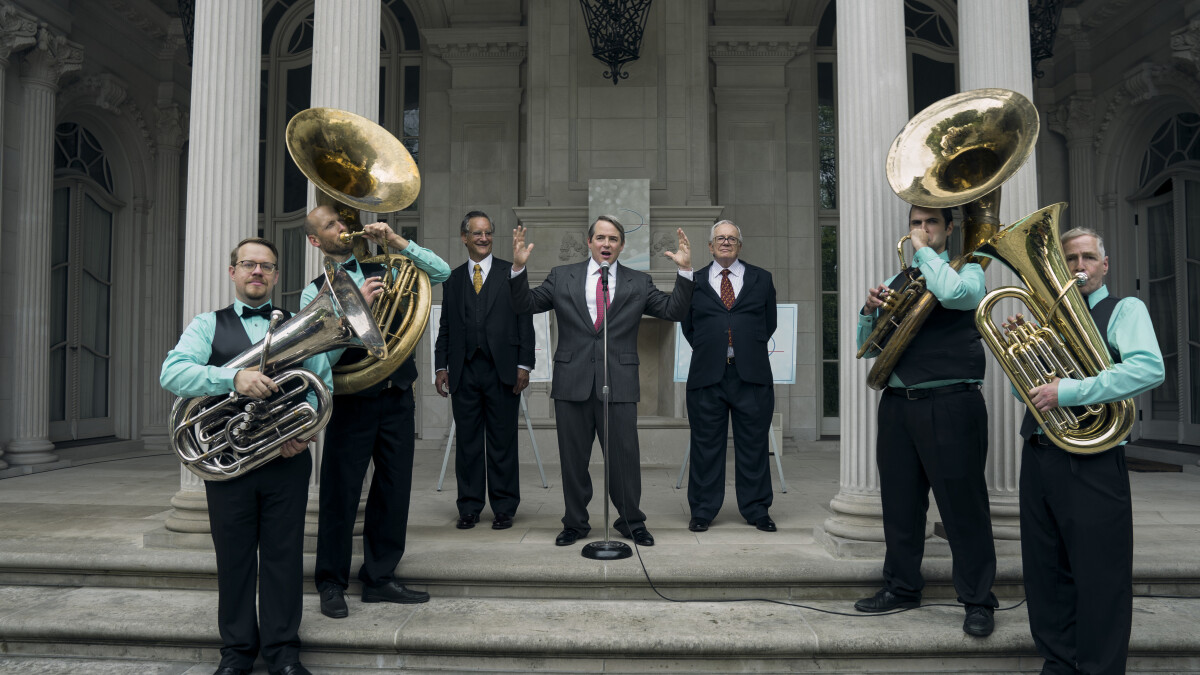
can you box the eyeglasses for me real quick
[235,260,277,273]
[467,230,494,239]
[711,235,741,245]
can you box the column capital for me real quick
[0,2,38,65]
[1172,20,1200,74]
[19,25,83,89]
[1047,95,1095,143]
[156,101,187,150]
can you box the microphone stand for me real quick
[582,262,632,561]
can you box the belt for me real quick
[884,382,979,400]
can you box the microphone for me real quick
[600,261,610,288]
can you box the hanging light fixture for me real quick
[1029,0,1065,78]
[578,0,653,85]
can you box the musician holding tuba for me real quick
[303,206,451,619]
[160,237,324,675]
[854,204,999,638]
[1009,227,1163,675]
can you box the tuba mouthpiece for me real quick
[1074,272,1088,286]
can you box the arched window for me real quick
[260,0,422,311]
[1134,112,1200,444]
[51,122,121,441]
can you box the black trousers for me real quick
[315,386,415,590]
[553,396,644,534]
[204,450,310,671]
[451,352,521,518]
[1020,439,1132,675]
[876,386,997,607]
[686,360,774,522]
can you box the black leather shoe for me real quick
[963,605,995,637]
[688,517,709,532]
[362,579,430,604]
[456,513,480,529]
[492,513,513,530]
[555,528,584,546]
[270,664,312,675]
[615,523,655,546]
[213,667,250,675]
[854,588,920,613]
[319,585,348,619]
[749,516,777,532]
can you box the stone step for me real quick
[1,584,1199,674]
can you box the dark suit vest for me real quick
[463,268,491,360]
[1020,294,1122,439]
[309,264,417,396]
[207,305,292,367]
[891,302,985,385]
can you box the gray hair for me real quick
[1060,227,1106,258]
[709,219,743,242]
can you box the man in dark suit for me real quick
[510,216,693,547]
[435,210,535,531]
[682,220,777,534]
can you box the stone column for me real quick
[959,0,1038,540]
[165,0,262,535]
[814,0,909,554]
[141,99,186,452]
[1048,96,1097,231]
[0,3,37,470]
[6,27,82,467]
[522,0,556,207]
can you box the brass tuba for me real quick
[285,107,431,394]
[170,262,387,481]
[974,203,1135,454]
[859,89,1040,390]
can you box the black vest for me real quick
[207,304,292,366]
[1019,294,1122,439]
[463,266,491,360]
[891,301,986,385]
[309,262,417,396]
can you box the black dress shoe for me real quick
[213,667,250,675]
[854,588,920,613]
[749,516,777,532]
[270,664,312,675]
[555,528,584,546]
[492,513,513,530]
[362,579,430,604]
[963,605,995,637]
[319,585,348,619]
[456,513,480,529]
[615,523,655,546]
[688,517,709,532]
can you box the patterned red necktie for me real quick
[720,269,735,309]
[594,272,610,331]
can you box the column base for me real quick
[989,493,1021,540]
[164,487,211,534]
[816,491,933,558]
[5,437,59,466]
[140,426,170,453]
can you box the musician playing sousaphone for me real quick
[161,237,326,675]
[853,203,999,638]
[1004,227,1163,674]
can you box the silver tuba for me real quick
[169,260,387,481]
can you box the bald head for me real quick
[305,205,338,238]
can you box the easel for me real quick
[674,411,788,492]
[437,393,549,490]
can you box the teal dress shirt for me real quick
[160,299,334,399]
[856,247,986,388]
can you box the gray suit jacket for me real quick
[511,260,694,403]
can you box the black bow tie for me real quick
[241,304,275,320]
[341,259,358,273]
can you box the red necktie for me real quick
[594,272,610,331]
[720,269,735,309]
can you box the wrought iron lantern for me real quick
[578,0,653,85]
[1029,0,1064,78]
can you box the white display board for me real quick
[673,303,798,384]
[429,305,553,384]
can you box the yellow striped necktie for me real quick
[472,264,483,294]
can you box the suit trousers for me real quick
[876,387,998,608]
[686,360,774,522]
[1020,439,1132,675]
[554,396,645,534]
[452,351,521,518]
[204,450,310,671]
[315,386,415,590]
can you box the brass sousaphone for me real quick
[286,107,431,393]
[857,89,1039,390]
